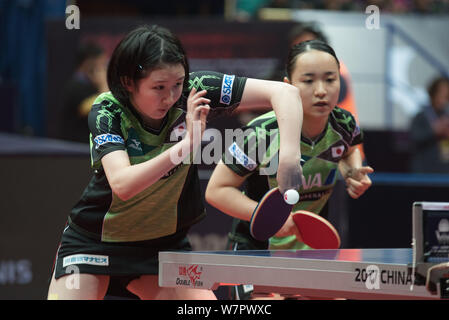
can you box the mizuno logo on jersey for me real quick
[220,74,235,105]
[161,163,183,179]
[229,142,257,171]
[128,139,142,151]
[94,134,124,149]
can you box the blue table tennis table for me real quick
[158,248,441,299]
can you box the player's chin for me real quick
[153,108,171,118]
[309,107,332,118]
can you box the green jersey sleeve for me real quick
[88,99,126,169]
[186,71,247,115]
[222,112,279,177]
[331,107,364,147]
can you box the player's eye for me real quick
[326,78,336,83]
[302,79,313,84]
[153,85,165,90]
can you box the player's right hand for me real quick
[276,155,304,195]
[186,87,210,150]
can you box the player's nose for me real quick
[314,82,326,97]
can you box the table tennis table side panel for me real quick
[160,248,414,266]
[158,250,436,299]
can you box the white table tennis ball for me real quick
[284,189,299,205]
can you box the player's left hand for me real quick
[344,166,374,199]
[274,213,303,243]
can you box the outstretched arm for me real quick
[239,78,303,194]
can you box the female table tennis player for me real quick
[205,40,374,299]
[47,25,305,300]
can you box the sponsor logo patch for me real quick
[228,142,257,171]
[94,133,124,149]
[62,254,109,267]
[177,264,203,287]
[220,74,235,105]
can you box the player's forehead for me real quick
[292,50,339,76]
[141,63,185,84]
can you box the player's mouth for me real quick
[313,101,328,107]
[157,106,170,113]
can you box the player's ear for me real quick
[121,76,135,93]
[283,76,291,84]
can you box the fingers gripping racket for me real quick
[292,210,341,249]
[250,188,299,241]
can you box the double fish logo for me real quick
[187,265,203,287]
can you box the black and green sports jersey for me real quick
[68,71,247,242]
[223,106,363,250]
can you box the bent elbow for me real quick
[109,181,133,202]
[281,82,300,97]
[204,186,214,205]
[115,191,132,202]
[205,183,222,208]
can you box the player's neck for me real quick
[302,117,328,141]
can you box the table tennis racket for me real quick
[292,210,341,249]
[249,187,298,241]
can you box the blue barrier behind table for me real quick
[370,172,449,186]
[0,133,89,156]
[0,134,91,299]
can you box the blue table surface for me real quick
[180,248,414,264]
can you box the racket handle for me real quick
[284,189,299,205]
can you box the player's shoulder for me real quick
[188,70,223,80]
[187,70,247,90]
[246,111,278,131]
[90,92,123,115]
[329,106,358,133]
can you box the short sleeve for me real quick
[88,101,126,168]
[332,107,363,147]
[350,122,364,147]
[222,121,279,177]
[186,71,247,114]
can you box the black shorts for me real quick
[52,224,192,281]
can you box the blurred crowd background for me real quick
[0,0,448,172]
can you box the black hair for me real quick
[75,42,104,68]
[428,76,449,100]
[107,25,189,107]
[285,40,340,79]
[288,22,329,46]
